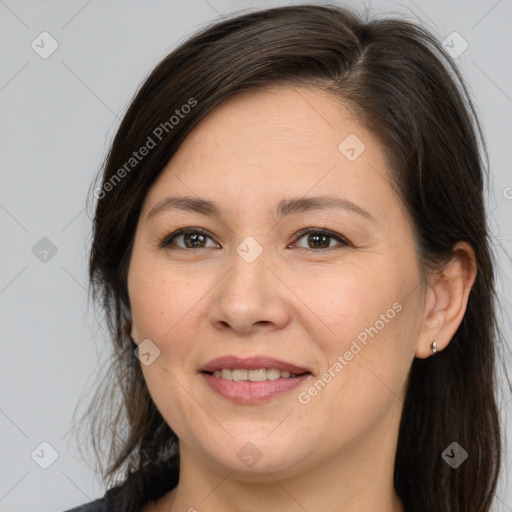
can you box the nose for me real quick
[208,244,290,336]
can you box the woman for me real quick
[67,4,503,511]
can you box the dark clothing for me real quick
[64,497,107,512]
[63,456,179,512]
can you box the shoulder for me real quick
[62,456,179,512]
[62,497,108,512]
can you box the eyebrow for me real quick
[146,195,374,222]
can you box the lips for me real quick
[199,355,311,375]
[199,355,312,404]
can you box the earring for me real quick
[431,340,438,355]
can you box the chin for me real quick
[196,433,315,479]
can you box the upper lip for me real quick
[199,355,311,375]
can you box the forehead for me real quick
[180,85,364,165]
[142,85,399,224]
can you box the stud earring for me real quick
[431,340,438,355]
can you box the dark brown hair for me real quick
[82,4,504,511]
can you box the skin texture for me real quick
[127,85,476,512]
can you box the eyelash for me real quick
[159,227,351,252]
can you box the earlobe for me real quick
[415,241,477,359]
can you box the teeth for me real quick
[266,369,281,380]
[248,369,266,381]
[232,369,248,382]
[210,368,303,381]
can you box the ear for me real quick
[130,319,140,345]
[415,241,477,359]
[123,307,139,344]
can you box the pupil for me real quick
[185,233,206,248]
[309,234,329,249]
[182,233,330,249]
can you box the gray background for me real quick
[0,0,510,511]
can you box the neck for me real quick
[163,413,404,512]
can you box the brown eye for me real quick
[161,229,219,250]
[160,227,350,251]
[292,228,350,250]
[181,232,208,249]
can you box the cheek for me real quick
[300,312,415,453]
[299,262,404,346]
[128,253,197,343]
[307,264,420,413]
[129,269,206,439]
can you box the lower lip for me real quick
[201,372,309,404]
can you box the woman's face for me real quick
[127,85,428,478]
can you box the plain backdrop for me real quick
[0,1,511,511]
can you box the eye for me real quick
[290,228,351,251]
[160,228,219,250]
[160,227,351,251]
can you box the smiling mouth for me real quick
[202,368,310,381]
[200,368,311,404]
[199,355,312,403]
